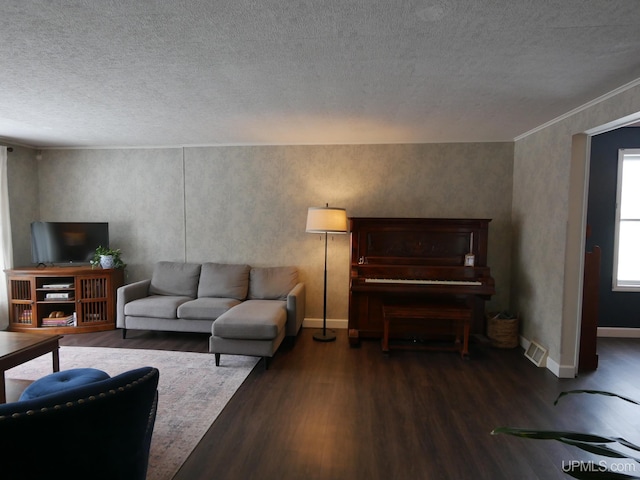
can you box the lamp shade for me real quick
[306,206,348,234]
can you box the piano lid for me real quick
[349,217,491,267]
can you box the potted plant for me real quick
[492,390,640,479]
[90,246,126,269]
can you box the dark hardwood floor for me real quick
[58,329,640,479]
[59,328,211,352]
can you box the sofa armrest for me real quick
[116,279,151,328]
[286,282,305,337]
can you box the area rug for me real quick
[5,346,259,479]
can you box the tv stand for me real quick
[4,266,124,334]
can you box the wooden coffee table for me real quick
[0,331,62,403]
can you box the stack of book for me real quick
[42,312,76,327]
[45,292,74,301]
[43,283,73,289]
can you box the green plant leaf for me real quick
[90,245,126,269]
[491,427,615,443]
[554,390,640,407]
[492,428,640,461]
[614,438,640,454]
[558,438,640,462]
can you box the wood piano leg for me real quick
[382,316,390,353]
[348,329,361,347]
[461,323,470,359]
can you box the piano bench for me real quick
[382,303,473,358]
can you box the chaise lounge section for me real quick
[117,261,305,367]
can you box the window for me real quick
[613,149,640,291]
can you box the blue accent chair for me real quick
[0,366,159,480]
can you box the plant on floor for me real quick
[90,246,126,269]
[492,390,640,479]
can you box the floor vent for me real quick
[524,340,548,367]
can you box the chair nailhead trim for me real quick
[0,369,157,420]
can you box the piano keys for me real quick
[364,278,482,286]
[348,217,496,351]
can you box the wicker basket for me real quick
[486,313,519,349]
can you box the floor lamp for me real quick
[306,204,348,342]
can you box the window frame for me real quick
[612,148,640,292]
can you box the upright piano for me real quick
[348,217,496,349]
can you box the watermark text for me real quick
[562,461,637,474]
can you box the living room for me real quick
[2,2,640,479]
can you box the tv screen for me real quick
[31,221,109,265]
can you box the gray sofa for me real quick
[116,261,305,367]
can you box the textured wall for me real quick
[512,129,572,363]
[19,142,513,323]
[4,145,40,330]
[6,145,39,267]
[512,84,640,374]
[36,148,185,281]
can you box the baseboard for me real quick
[302,318,348,330]
[546,356,576,378]
[516,327,640,377]
[597,327,640,338]
[518,328,640,377]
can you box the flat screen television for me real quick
[31,221,109,266]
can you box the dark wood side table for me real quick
[0,331,62,403]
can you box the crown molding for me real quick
[514,77,640,141]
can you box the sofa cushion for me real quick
[213,300,286,340]
[197,263,250,300]
[178,297,242,320]
[124,295,193,319]
[248,266,298,300]
[149,261,201,297]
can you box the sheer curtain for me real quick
[0,146,13,330]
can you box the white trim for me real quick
[564,134,591,377]
[16,140,464,151]
[547,357,576,379]
[584,112,640,136]
[612,148,625,289]
[598,327,640,338]
[514,77,640,141]
[544,355,560,376]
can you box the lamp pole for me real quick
[314,228,336,341]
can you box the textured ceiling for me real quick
[2,1,640,148]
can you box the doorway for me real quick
[568,116,640,375]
